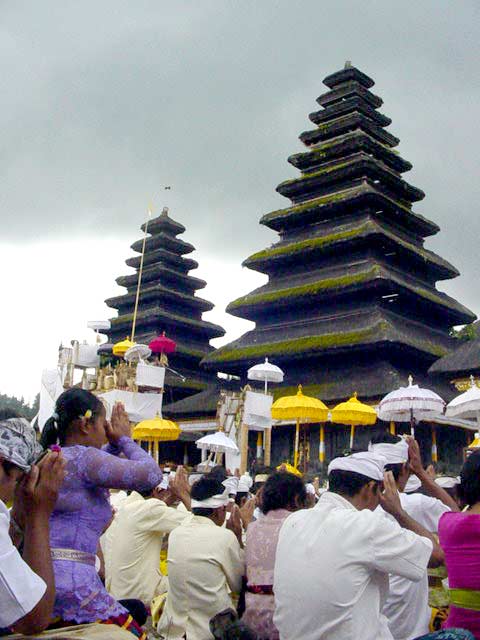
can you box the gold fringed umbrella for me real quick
[331,392,377,450]
[132,414,181,461]
[112,336,136,357]
[271,385,329,470]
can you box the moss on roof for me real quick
[204,319,448,365]
[229,262,465,318]
[246,219,455,275]
[229,267,379,310]
[205,326,385,363]
[111,306,224,337]
[261,182,437,235]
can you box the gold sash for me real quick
[51,548,96,566]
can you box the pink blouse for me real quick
[242,509,292,640]
[438,511,480,639]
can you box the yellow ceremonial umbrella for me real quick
[276,462,303,477]
[468,432,480,450]
[112,336,136,357]
[132,414,181,461]
[271,385,329,469]
[331,392,377,450]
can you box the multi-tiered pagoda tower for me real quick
[202,64,475,402]
[106,207,225,402]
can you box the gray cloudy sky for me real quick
[1,0,479,398]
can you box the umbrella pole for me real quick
[410,408,415,438]
[349,424,355,450]
[389,421,396,436]
[319,424,325,466]
[294,419,300,469]
[264,378,268,395]
[153,439,159,463]
[431,426,438,464]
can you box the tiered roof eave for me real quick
[226,260,473,325]
[260,182,439,236]
[243,216,459,280]
[201,306,455,370]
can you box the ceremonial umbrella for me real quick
[112,336,136,357]
[271,385,329,469]
[377,375,445,436]
[276,462,303,477]
[446,376,480,425]
[195,430,239,455]
[124,343,152,363]
[149,332,176,366]
[132,414,181,461]
[97,343,114,355]
[97,342,116,367]
[248,358,284,394]
[331,393,377,450]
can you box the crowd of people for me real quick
[1,387,480,640]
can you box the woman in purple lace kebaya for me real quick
[39,388,162,633]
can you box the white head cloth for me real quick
[191,487,230,510]
[222,476,239,496]
[305,482,316,495]
[435,476,460,489]
[405,474,422,493]
[240,472,253,490]
[188,472,204,486]
[368,438,409,465]
[328,451,386,481]
[157,475,170,491]
[237,479,251,493]
[254,473,269,483]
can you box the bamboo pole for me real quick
[264,428,271,466]
[431,426,438,463]
[319,424,325,465]
[294,419,300,469]
[131,207,152,341]
[349,424,355,450]
[389,421,396,435]
[256,432,263,459]
[240,423,249,474]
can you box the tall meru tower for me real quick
[202,64,476,402]
[106,207,225,402]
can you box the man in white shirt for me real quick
[157,475,245,640]
[105,468,191,605]
[370,434,457,640]
[0,412,65,634]
[273,451,443,640]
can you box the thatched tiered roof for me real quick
[106,207,225,401]
[429,321,480,380]
[202,63,475,402]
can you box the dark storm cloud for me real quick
[0,0,479,314]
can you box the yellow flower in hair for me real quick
[84,409,93,420]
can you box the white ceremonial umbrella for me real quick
[446,376,480,425]
[248,357,285,394]
[378,375,445,436]
[196,430,239,454]
[124,343,152,363]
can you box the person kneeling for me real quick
[157,476,245,640]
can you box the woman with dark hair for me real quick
[439,450,480,639]
[241,472,306,639]
[41,388,162,638]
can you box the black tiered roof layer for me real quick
[106,208,225,400]
[202,65,476,401]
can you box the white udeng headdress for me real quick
[222,476,240,496]
[368,439,409,465]
[191,488,230,510]
[328,451,386,481]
